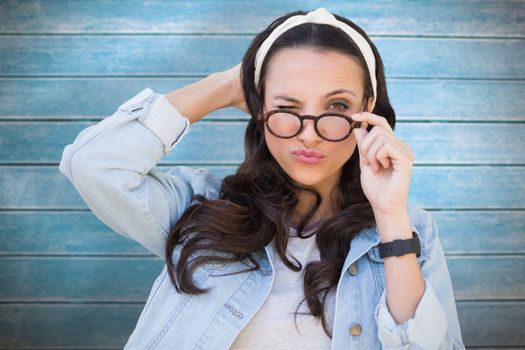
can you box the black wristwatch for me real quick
[378,231,421,258]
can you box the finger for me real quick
[358,126,394,160]
[358,148,368,168]
[375,142,392,170]
[353,127,369,166]
[353,125,366,144]
[398,139,414,160]
[385,137,413,163]
[352,112,393,132]
[366,136,390,172]
[376,140,413,172]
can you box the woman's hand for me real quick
[352,112,414,217]
[220,63,249,113]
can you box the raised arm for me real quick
[59,65,245,258]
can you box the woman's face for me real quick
[263,47,369,197]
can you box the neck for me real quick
[290,169,343,228]
[291,189,338,228]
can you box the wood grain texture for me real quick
[458,302,525,347]
[2,166,524,209]
[1,36,523,79]
[2,79,523,121]
[1,121,524,164]
[0,256,522,302]
[431,211,525,255]
[448,256,525,300]
[0,1,523,37]
[1,0,524,348]
[0,304,142,349]
[0,212,151,255]
[1,211,523,255]
[0,257,163,302]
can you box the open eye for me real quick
[329,101,349,110]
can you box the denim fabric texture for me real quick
[59,88,465,349]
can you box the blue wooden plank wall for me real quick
[0,1,524,348]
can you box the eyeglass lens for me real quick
[266,112,357,141]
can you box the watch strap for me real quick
[378,231,421,258]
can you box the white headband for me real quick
[254,7,377,109]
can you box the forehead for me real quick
[264,47,365,98]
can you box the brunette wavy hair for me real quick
[165,9,396,337]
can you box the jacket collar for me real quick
[341,225,381,273]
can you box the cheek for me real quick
[336,137,358,163]
[264,128,285,161]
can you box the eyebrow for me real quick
[272,89,357,103]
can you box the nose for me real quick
[297,118,322,144]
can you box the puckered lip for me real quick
[292,149,325,158]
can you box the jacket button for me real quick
[349,323,362,336]
[347,262,358,275]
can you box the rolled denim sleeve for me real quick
[375,280,447,349]
[374,213,465,349]
[59,88,221,258]
[139,92,190,155]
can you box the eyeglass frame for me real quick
[262,104,366,142]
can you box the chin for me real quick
[288,171,325,188]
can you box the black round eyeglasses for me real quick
[263,107,364,142]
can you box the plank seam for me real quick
[2,75,525,81]
[0,33,524,40]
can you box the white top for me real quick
[229,221,336,349]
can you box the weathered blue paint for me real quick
[0,0,523,348]
[1,122,525,164]
[1,79,524,120]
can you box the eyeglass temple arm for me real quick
[354,99,369,129]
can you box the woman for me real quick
[59,7,465,349]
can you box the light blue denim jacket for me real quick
[59,88,465,349]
